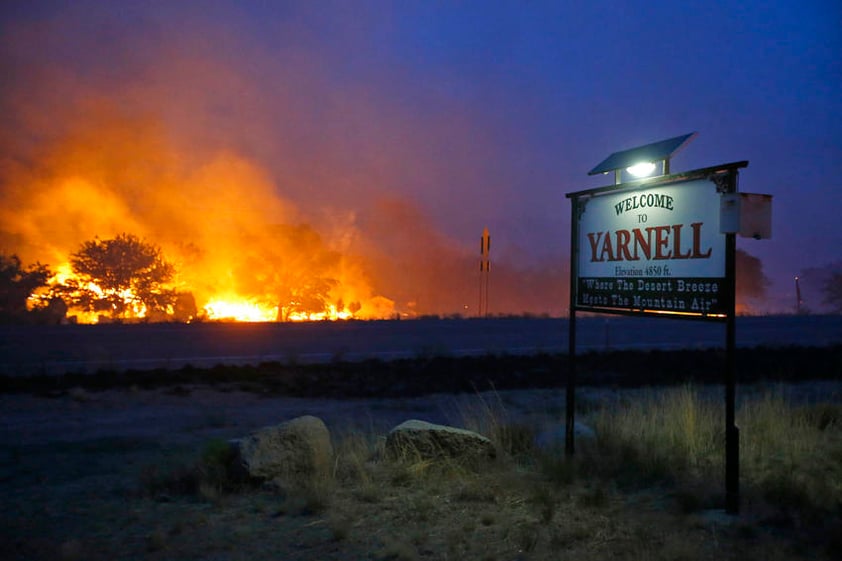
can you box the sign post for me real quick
[721,171,740,515]
[565,151,767,514]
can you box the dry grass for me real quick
[740,392,842,516]
[587,385,842,520]
[4,385,840,560]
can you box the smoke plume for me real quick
[0,3,568,319]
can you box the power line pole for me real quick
[479,227,490,317]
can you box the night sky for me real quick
[1,0,840,314]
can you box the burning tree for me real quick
[0,254,52,323]
[59,233,177,320]
[256,224,344,321]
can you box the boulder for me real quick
[230,415,333,482]
[385,419,496,466]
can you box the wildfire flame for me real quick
[2,116,396,324]
[48,262,154,323]
[203,298,276,323]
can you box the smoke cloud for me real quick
[0,2,568,318]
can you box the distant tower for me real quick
[795,276,803,314]
[479,228,490,317]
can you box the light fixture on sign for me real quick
[626,161,657,178]
[588,132,697,185]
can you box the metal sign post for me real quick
[566,204,579,457]
[721,173,740,514]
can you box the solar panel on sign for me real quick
[588,132,697,176]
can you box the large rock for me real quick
[385,419,496,466]
[230,415,333,482]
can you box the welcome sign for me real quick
[570,171,734,318]
[565,160,749,515]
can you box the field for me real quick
[2,348,841,560]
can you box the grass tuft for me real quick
[739,391,842,516]
[589,385,722,485]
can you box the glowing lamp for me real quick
[588,132,697,185]
[626,161,657,177]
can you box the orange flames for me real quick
[203,298,276,323]
[4,108,395,323]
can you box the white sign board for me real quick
[574,177,728,317]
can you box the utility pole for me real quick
[479,228,490,317]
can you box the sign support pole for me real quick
[566,199,579,457]
[724,174,740,514]
[725,265,739,513]
[566,308,576,456]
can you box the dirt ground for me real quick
[0,385,450,560]
[1,383,838,560]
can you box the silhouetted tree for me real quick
[824,272,842,313]
[173,292,198,322]
[736,249,769,308]
[60,233,176,319]
[799,261,842,314]
[0,254,52,323]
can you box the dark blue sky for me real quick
[2,0,840,313]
